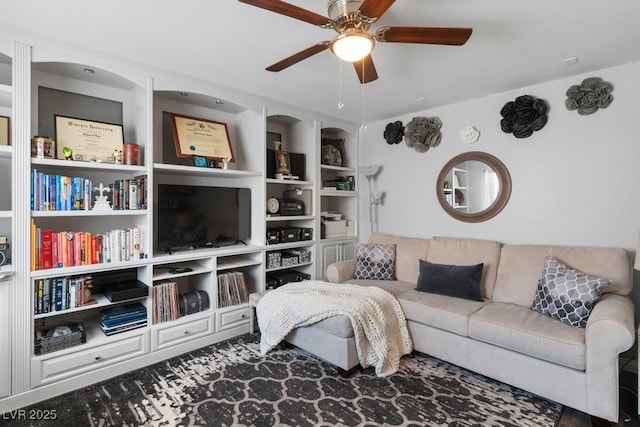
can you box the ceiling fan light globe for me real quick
[331,31,374,62]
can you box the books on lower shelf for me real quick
[217,271,248,308]
[99,302,147,335]
[34,321,86,355]
[33,275,97,315]
[152,281,180,324]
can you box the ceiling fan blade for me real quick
[239,0,330,26]
[266,42,330,72]
[358,0,396,20]
[353,55,378,84]
[376,27,473,46]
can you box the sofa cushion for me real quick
[369,233,430,284]
[415,260,484,302]
[469,302,586,370]
[492,244,631,307]
[398,290,488,337]
[531,255,611,328]
[353,242,396,280]
[425,236,502,299]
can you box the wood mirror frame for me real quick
[436,151,512,223]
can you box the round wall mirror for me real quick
[436,151,511,223]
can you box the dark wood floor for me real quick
[557,369,638,427]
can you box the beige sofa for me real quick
[288,233,634,423]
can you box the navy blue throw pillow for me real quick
[416,260,484,301]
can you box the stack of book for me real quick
[152,281,180,324]
[99,302,147,336]
[217,271,248,308]
[34,321,86,355]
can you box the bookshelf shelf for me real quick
[153,163,261,177]
[31,158,147,174]
[33,293,146,320]
[31,210,148,217]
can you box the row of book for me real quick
[99,302,147,336]
[34,275,97,315]
[152,281,180,324]
[34,321,86,355]
[31,168,147,211]
[31,220,145,270]
[111,177,148,211]
[218,271,249,308]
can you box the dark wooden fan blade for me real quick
[266,42,330,72]
[353,55,378,84]
[358,0,396,20]
[376,27,472,45]
[239,0,330,26]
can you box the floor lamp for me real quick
[360,165,384,233]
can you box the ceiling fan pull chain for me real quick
[361,60,367,129]
[338,60,345,109]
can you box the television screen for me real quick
[157,184,251,251]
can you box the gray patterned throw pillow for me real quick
[353,243,396,280]
[531,255,611,328]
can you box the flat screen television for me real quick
[157,184,251,252]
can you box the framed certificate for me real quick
[170,113,234,162]
[54,115,124,162]
[0,116,9,146]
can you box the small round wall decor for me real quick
[383,121,404,144]
[565,77,613,115]
[459,126,480,144]
[500,95,548,139]
[404,116,442,153]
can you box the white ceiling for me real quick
[1,0,639,124]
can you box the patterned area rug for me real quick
[11,334,562,426]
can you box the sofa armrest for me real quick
[584,293,635,421]
[326,260,356,283]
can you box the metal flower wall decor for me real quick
[565,77,614,115]
[383,121,404,144]
[404,116,442,153]
[500,95,549,139]
[459,126,480,144]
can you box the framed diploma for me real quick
[54,115,124,162]
[0,116,9,146]
[170,113,234,162]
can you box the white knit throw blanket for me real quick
[257,280,413,377]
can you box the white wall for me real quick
[358,61,640,326]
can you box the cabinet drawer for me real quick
[217,306,250,332]
[32,333,149,387]
[152,315,213,351]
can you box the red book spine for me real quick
[40,229,53,270]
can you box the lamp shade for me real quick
[330,30,374,62]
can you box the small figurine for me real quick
[62,146,73,160]
[113,149,123,164]
[222,157,231,170]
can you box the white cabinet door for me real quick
[319,240,356,280]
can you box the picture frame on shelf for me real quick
[0,116,9,146]
[275,150,291,175]
[54,115,124,162]
[193,155,208,167]
[170,112,234,162]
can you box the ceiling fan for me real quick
[238,0,472,84]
